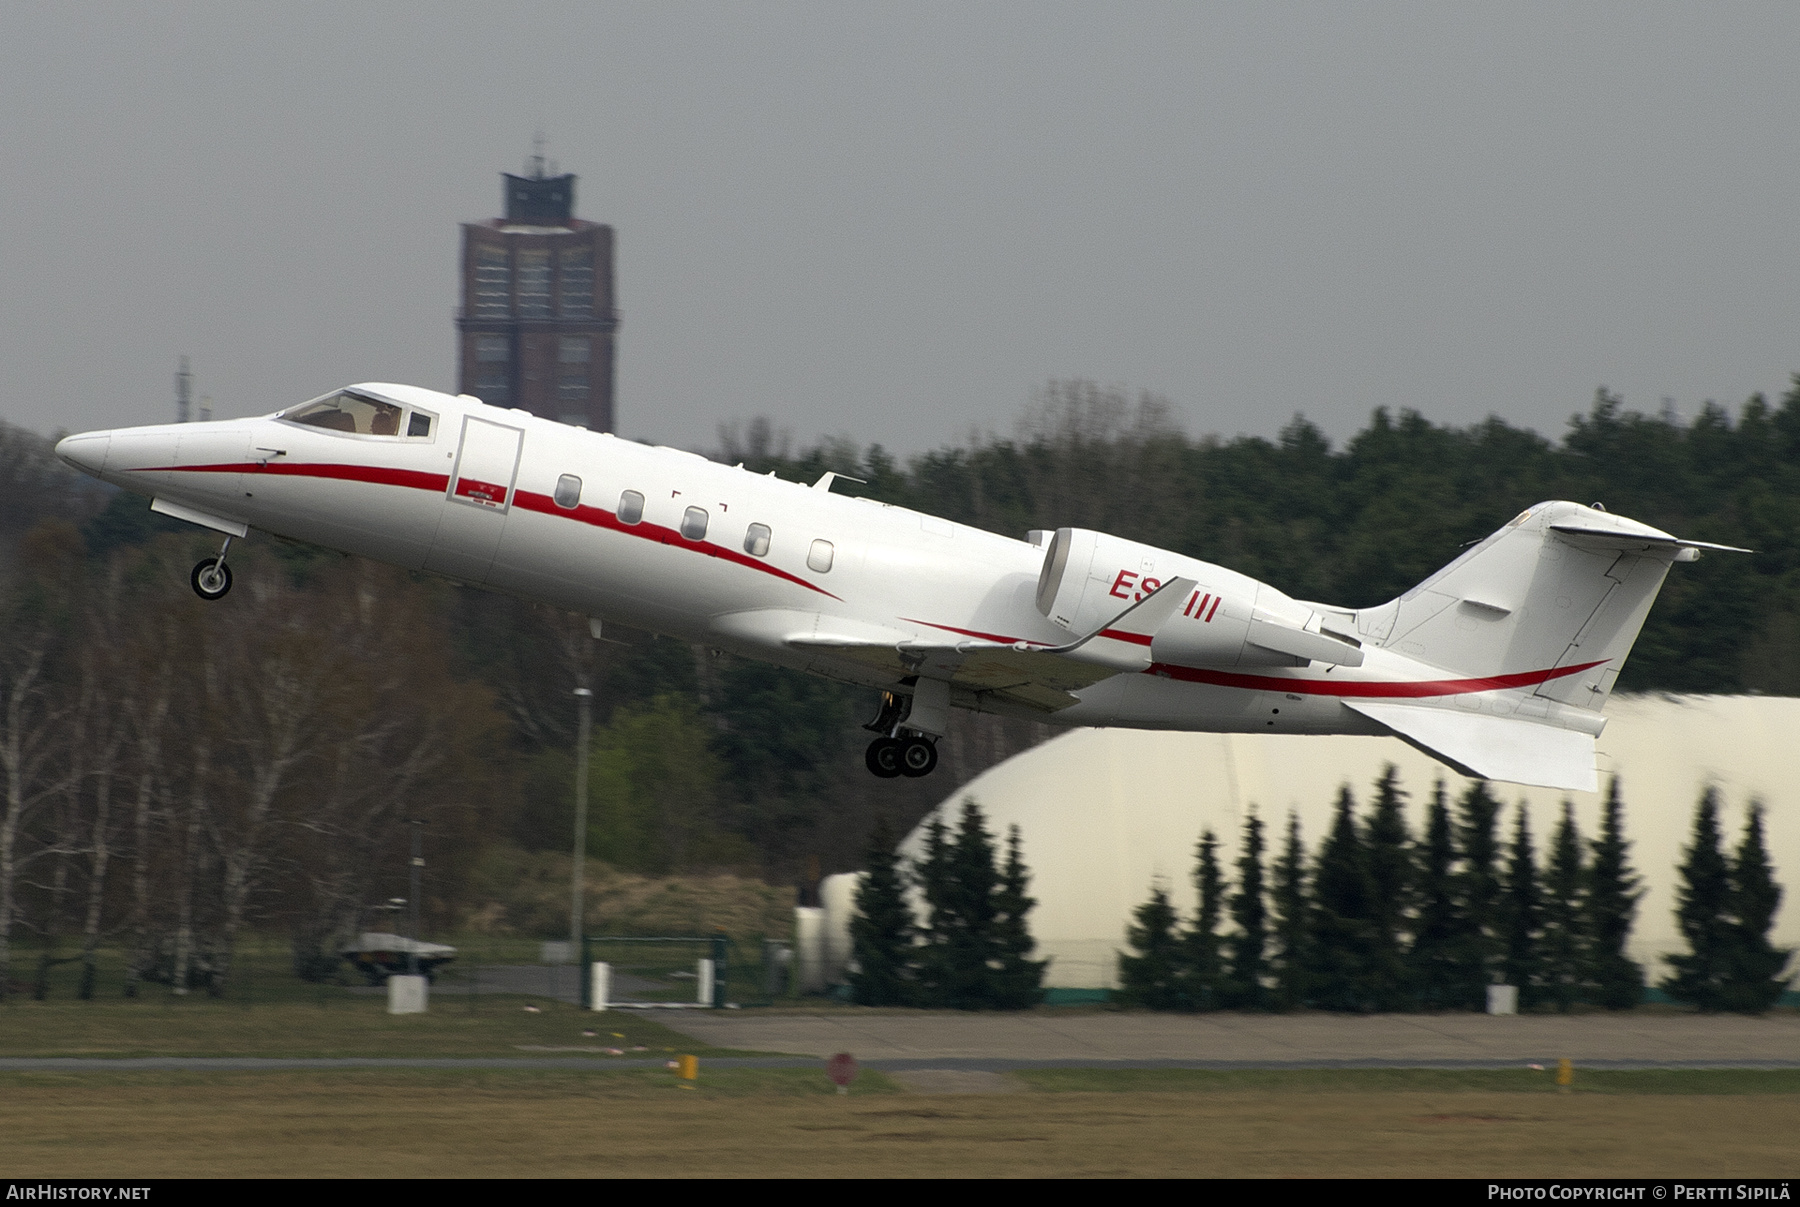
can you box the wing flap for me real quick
[1343,700,1597,793]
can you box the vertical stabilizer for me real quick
[1353,502,1738,716]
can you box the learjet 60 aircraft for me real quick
[54,384,1745,792]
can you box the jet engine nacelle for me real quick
[1035,527,1363,669]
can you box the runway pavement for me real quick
[3,1010,1795,1072]
[666,1008,1800,1066]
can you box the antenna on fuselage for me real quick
[812,471,867,493]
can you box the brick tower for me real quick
[456,150,618,430]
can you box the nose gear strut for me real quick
[190,536,234,600]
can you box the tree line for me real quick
[1114,769,1790,1014]
[847,800,1045,1009]
[724,378,1800,696]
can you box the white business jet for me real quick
[54,384,1744,792]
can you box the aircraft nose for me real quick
[55,432,110,476]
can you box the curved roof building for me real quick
[819,694,1798,995]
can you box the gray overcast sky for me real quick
[4,2,1798,454]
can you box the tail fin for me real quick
[1354,501,1743,715]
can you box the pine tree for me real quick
[1662,787,1734,1010]
[1363,765,1413,1011]
[1586,776,1645,1010]
[1539,801,1586,1013]
[1500,805,1541,1008]
[1226,811,1267,1010]
[990,824,1047,1009]
[1269,812,1310,1011]
[847,816,915,1006]
[912,813,954,1007]
[1309,786,1377,1012]
[1118,884,1185,1010]
[1409,782,1459,1010]
[1449,781,1503,1009]
[1721,804,1794,1014]
[937,798,1003,1009]
[1187,829,1226,1011]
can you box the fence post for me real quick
[696,958,715,1006]
[710,933,728,1007]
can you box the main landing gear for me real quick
[864,734,938,779]
[190,536,234,601]
[862,690,940,779]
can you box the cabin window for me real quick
[744,523,771,557]
[617,490,644,525]
[554,474,582,509]
[807,539,834,573]
[680,506,709,541]
[284,391,404,436]
[407,411,434,438]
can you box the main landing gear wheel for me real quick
[899,736,938,778]
[191,558,233,600]
[865,737,903,778]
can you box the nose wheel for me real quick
[865,734,938,779]
[190,537,234,600]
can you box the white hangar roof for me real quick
[885,694,1799,992]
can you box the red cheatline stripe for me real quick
[1099,628,1153,646]
[1147,659,1608,698]
[146,462,840,600]
[904,616,1605,698]
[901,619,1039,645]
[141,461,452,492]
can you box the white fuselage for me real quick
[56,384,1567,742]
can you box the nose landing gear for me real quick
[862,691,940,778]
[190,537,234,601]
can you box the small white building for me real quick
[818,694,1798,996]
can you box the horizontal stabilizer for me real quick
[1549,522,1751,555]
[1343,700,1597,793]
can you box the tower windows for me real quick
[558,336,590,403]
[473,246,509,318]
[517,250,551,319]
[560,249,594,318]
[473,335,510,404]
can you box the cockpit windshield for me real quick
[280,391,432,439]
